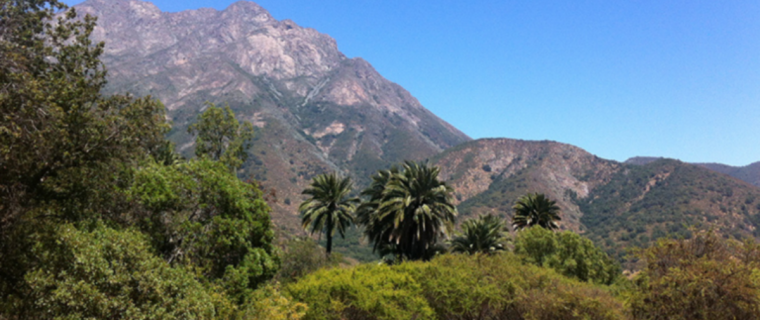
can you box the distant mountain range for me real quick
[436,140,760,260]
[626,157,760,187]
[75,0,760,260]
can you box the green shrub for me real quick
[17,222,216,319]
[276,237,341,284]
[514,226,621,285]
[288,253,625,320]
[286,264,435,320]
[241,283,308,320]
[628,231,760,319]
[403,254,624,320]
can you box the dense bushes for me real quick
[287,264,434,320]
[288,253,625,320]
[628,231,760,319]
[13,222,217,319]
[514,226,621,285]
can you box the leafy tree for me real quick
[450,213,509,255]
[10,222,216,319]
[0,0,167,309]
[512,193,561,230]
[187,102,254,170]
[0,0,167,228]
[129,158,280,302]
[513,226,620,285]
[299,173,358,257]
[357,161,457,261]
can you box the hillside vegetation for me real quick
[4,1,760,319]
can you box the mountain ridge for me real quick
[75,0,760,260]
[626,157,760,187]
[74,0,470,233]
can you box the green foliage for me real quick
[276,237,342,284]
[512,193,561,230]
[356,161,457,261]
[0,1,289,318]
[0,0,167,230]
[187,102,254,170]
[129,158,280,302]
[628,231,760,319]
[449,213,509,255]
[14,222,216,319]
[299,173,358,256]
[288,253,625,320]
[241,283,308,320]
[514,226,621,285]
[286,264,435,320]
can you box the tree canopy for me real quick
[187,102,254,171]
[299,173,358,257]
[356,161,457,261]
[450,213,509,255]
[512,193,562,230]
[0,1,280,317]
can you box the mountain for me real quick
[74,0,470,233]
[437,139,760,261]
[433,139,621,232]
[626,157,760,188]
[694,162,760,187]
[76,0,760,262]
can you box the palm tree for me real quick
[512,193,561,230]
[450,214,509,255]
[355,166,398,254]
[299,173,359,257]
[356,161,457,261]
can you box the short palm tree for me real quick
[512,193,561,230]
[450,214,509,255]
[357,161,457,261]
[299,173,359,257]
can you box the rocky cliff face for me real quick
[74,0,470,233]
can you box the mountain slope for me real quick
[626,157,760,188]
[433,138,620,232]
[75,0,470,232]
[436,139,760,262]
[695,162,760,187]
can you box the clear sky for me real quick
[63,0,760,166]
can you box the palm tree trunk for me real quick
[326,218,333,258]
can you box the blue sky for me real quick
[64,0,760,166]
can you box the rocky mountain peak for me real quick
[222,0,272,22]
[76,0,470,231]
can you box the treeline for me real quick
[3,1,760,319]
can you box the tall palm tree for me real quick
[299,173,359,257]
[512,193,561,230]
[450,214,509,255]
[357,161,457,261]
